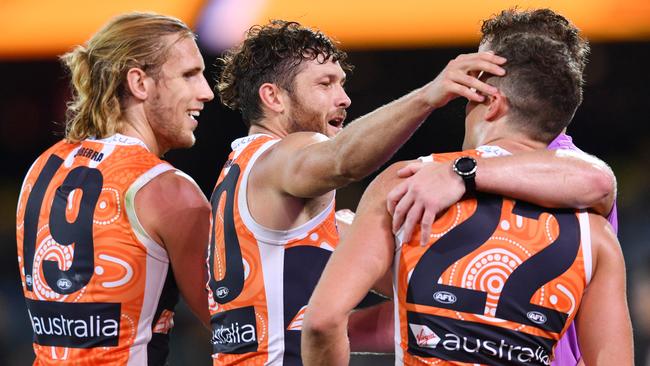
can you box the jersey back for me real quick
[394,149,592,366]
[207,134,339,365]
[16,135,179,365]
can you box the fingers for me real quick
[429,51,507,109]
[400,202,423,245]
[397,162,423,178]
[420,210,436,246]
[386,182,408,216]
[390,188,414,234]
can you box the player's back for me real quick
[17,134,179,365]
[207,134,340,365]
[394,148,591,366]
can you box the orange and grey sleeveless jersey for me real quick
[393,146,592,366]
[206,134,339,365]
[16,134,188,365]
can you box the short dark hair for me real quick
[484,33,583,143]
[481,8,590,74]
[480,9,587,143]
[217,20,352,127]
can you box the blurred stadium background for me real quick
[1,0,648,364]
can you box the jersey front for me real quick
[393,147,593,366]
[207,134,339,365]
[16,134,181,365]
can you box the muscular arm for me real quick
[259,53,506,198]
[476,149,615,215]
[575,214,633,365]
[136,171,211,328]
[389,149,616,244]
[302,163,404,365]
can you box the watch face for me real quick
[454,157,477,176]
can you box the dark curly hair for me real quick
[480,9,588,143]
[217,20,352,127]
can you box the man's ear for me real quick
[485,91,508,121]
[125,67,149,101]
[259,83,286,114]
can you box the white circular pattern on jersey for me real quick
[94,188,121,225]
[549,295,558,305]
[461,248,523,321]
[95,266,104,275]
[32,235,72,302]
[500,220,510,231]
[310,233,319,241]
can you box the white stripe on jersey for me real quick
[127,250,170,366]
[259,242,286,365]
[578,211,593,285]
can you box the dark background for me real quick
[1,41,648,364]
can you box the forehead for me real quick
[295,57,346,80]
[160,35,204,71]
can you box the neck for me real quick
[248,117,291,139]
[479,137,547,153]
[119,105,166,156]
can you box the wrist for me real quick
[452,156,477,194]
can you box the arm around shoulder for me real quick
[476,149,616,216]
[135,170,211,328]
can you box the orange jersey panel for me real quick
[16,135,178,365]
[206,135,339,365]
[395,149,590,366]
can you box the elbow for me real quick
[302,308,346,343]
[582,166,616,215]
[590,167,616,203]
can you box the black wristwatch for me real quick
[452,156,477,194]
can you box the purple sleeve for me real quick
[548,133,618,366]
[547,133,618,231]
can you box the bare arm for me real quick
[260,53,506,198]
[302,163,405,365]
[476,149,615,215]
[576,214,633,365]
[388,149,616,245]
[135,171,211,328]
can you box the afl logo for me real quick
[216,286,229,299]
[57,278,72,290]
[433,291,457,304]
[527,311,547,324]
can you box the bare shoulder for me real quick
[257,132,329,164]
[365,161,412,196]
[136,170,209,211]
[587,212,624,270]
[356,160,413,212]
[134,170,210,244]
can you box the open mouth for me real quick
[328,116,345,129]
[187,110,200,120]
